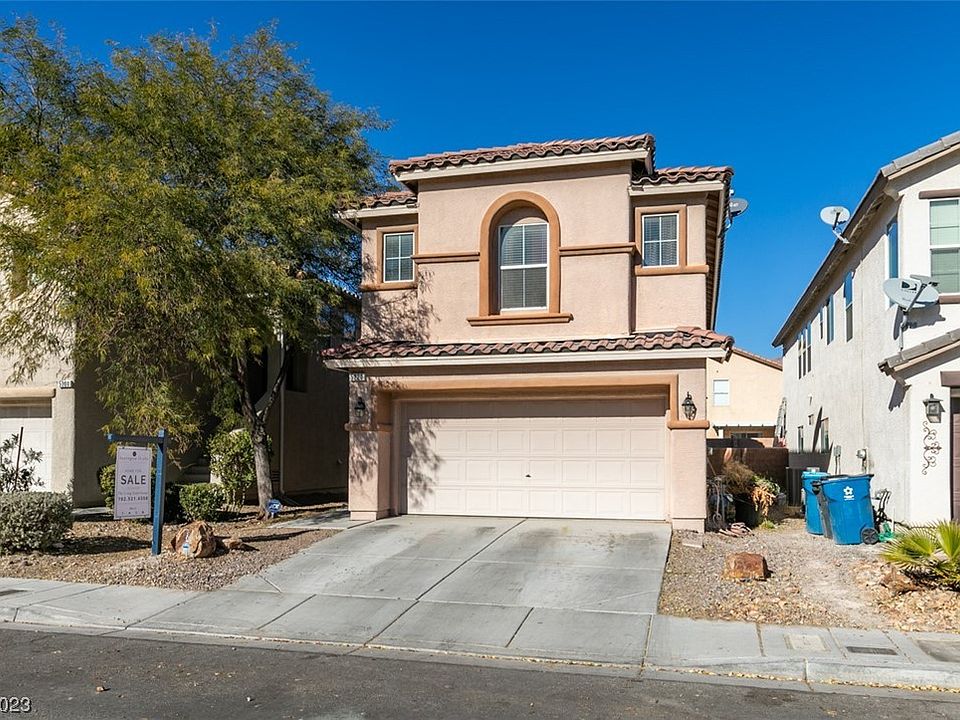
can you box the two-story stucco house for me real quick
[774,132,960,525]
[706,348,783,445]
[327,134,735,531]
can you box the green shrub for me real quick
[99,463,182,522]
[0,492,73,553]
[882,521,960,590]
[209,429,256,512]
[179,483,225,521]
[98,464,116,509]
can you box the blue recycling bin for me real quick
[820,474,875,545]
[802,470,829,535]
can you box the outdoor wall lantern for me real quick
[354,395,367,422]
[681,392,697,421]
[924,393,944,424]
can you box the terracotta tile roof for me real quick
[358,190,418,209]
[731,347,783,370]
[325,327,732,361]
[389,134,655,174]
[632,165,734,187]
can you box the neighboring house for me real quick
[327,134,735,531]
[773,131,960,524]
[706,347,783,444]
[0,319,353,507]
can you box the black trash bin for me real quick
[812,479,834,540]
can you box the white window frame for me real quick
[844,271,854,341]
[641,212,680,268]
[382,231,415,284]
[930,198,960,294]
[713,379,730,407]
[498,222,548,311]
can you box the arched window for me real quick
[475,192,562,321]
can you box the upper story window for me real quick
[930,199,960,293]
[797,323,812,378]
[499,222,548,310]
[383,231,415,283]
[713,379,730,406]
[826,294,835,344]
[887,219,899,279]
[641,213,679,267]
[843,272,854,341]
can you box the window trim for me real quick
[826,294,835,344]
[634,204,693,276]
[639,211,681,269]
[381,229,417,285]
[472,191,566,325]
[497,221,549,312]
[360,224,418,291]
[713,378,730,407]
[930,197,960,295]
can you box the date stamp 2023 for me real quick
[0,697,31,713]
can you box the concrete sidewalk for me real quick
[1,575,958,690]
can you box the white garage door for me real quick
[405,399,665,520]
[0,404,54,490]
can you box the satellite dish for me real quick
[819,206,851,228]
[883,277,940,310]
[729,197,749,217]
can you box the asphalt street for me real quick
[0,627,957,720]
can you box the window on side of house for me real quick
[805,323,812,372]
[930,199,960,294]
[818,306,824,339]
[641,213,680,267]
[731,432,761,440]
[820,418,830,453]
[383,232,415,283]
[713,379,730,406]
[797,332,804,379]
[499,222,548,311]
[797,426,804,452]
[844,272,854,341]
[826,294,835,344]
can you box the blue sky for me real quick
[10,1,960,356]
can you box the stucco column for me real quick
[668,427,708,531]
[345,382,393,521]
[50,387,76,497]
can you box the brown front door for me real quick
[953,398,960,521]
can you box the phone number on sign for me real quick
[0,697,31,713]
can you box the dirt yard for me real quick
[0,503,343,591]
[659,518,960,633]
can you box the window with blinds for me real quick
[383,232,415,283]
[642,213,679,267]
[499,222,548,310]
[931,199,960,294]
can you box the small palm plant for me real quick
[882,521,960,590]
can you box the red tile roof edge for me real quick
[731,346,783,370]
[325,328,733,361]
[389,134,655,174]
[632,165,734,187]
[358,190,418,209]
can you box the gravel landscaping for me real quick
[0,504,343,591]
[659,518,960,633]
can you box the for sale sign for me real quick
[114,446,152,519]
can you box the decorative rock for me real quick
[722,552,769,581]
[880,566,917,594]
[222,535,251,551]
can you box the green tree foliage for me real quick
[0,19,381,514]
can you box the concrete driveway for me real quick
[220,515,670,661]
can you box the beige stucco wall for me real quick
[359,163,714,343]
[344,358,709,528]
[706,351,782,437]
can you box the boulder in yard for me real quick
[723,552,769,581]
[170,520,217,559]
[220,535,252,552]
[880,565,917,594]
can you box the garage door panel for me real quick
[0,405,54,491]
[406,402,666,520]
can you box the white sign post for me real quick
[114,446,153,520]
